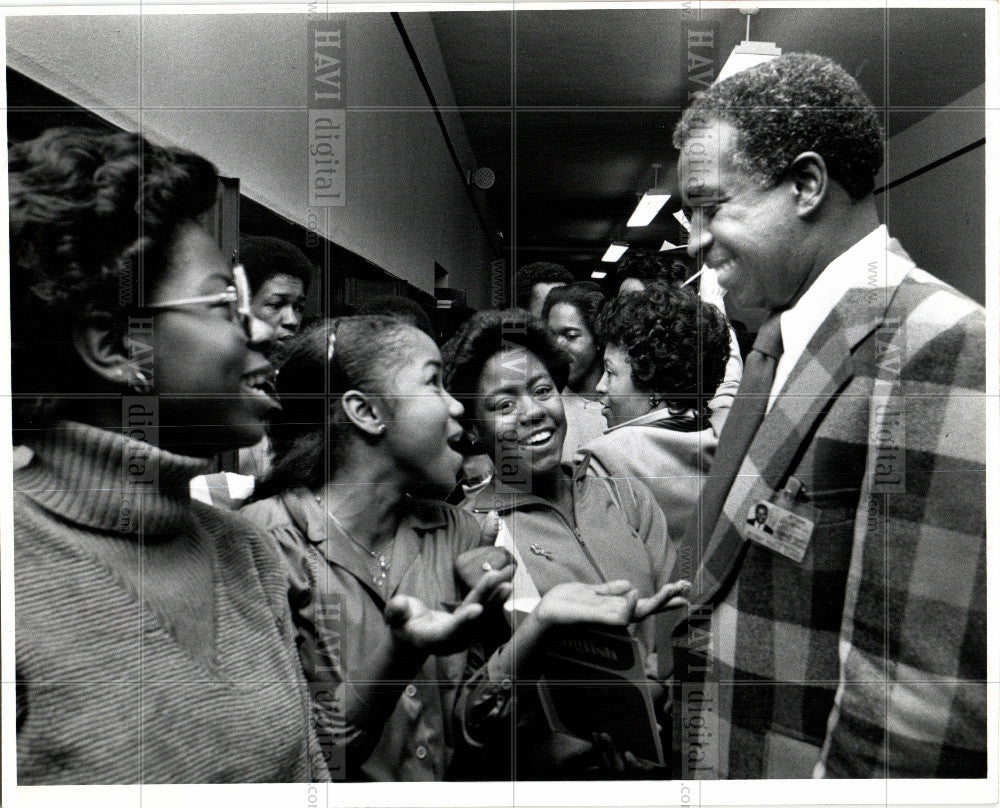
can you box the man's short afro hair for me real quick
[515,261,574,307]
[673,53,884,200]
[239,235,314,295]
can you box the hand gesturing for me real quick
[384,564,514,655]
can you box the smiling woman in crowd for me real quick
[543,283,608,461]
[585,281,730,539]
[241,317,515,781]
[10,127,326,783]
[443,308,690,779]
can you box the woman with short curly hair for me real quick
[10,127,327,784]
[586,281,730,539]
[444,308,690,779]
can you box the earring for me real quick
[649,395,659,408]
[129,370,153,394]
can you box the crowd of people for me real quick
[10,53,986,785]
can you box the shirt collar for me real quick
[779,225,899,368]
[466,462,582,514]
[604,407,702,434]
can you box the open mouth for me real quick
[520,428,555,448]
[241,368,281,408]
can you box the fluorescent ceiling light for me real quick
[715,41,782,84]
[601,242,629,262]
[673,209,691,232]
[660,240,683,252]
[626,190,671,227]
[590,270,608,280]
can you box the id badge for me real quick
[743,478,816,563]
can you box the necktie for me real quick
[685,315,784,547]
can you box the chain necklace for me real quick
[314,494,391,589]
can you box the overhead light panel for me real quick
[626,163,670,227]
[591,270,608,280]
[602,242,629,262]
[715,7,781,85]
[673,209,691,232]
[660,240,683,252]
[627,190,671,227]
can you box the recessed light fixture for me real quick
[591,270,608,280]
[601,242,629,262]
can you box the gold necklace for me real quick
[314,494,391,588]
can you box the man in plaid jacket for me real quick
[667,54,986,779]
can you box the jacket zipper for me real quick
[549,508,610,584]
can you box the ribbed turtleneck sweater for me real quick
[14,422,328,784]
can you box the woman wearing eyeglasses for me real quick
[10,128,326,784]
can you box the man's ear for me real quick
[340,390,387,437]
[788,151,828,218]
[72,314,135,387]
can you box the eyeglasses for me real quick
[145,264,254,338]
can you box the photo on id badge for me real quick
[744,485,816,565]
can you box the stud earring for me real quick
[649,395,660,408]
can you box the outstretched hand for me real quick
[533,579,692,630]
[384,564,514,655]
[632,580,691,621]
[534,580,640,628]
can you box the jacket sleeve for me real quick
[816,305,987,778]
[622,474,675,592]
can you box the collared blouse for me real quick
[241,488,494,781]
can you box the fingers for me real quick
[464,565,516,606]
[593,731,625,773]
[384,595,417,629]
[633,580,692,621]
[486,581,514,607]
[449,601,484,625]
[594,579,635,596]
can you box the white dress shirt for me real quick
[768,225,911,411]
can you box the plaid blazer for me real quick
[668,242,986,779]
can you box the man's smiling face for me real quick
[679,118,807,315]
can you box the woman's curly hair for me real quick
[596,282,729,413]
[9,127,219,433]
[442,308,569,440]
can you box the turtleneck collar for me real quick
[16,421,212,535]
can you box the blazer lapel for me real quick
[688,281,901,611]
